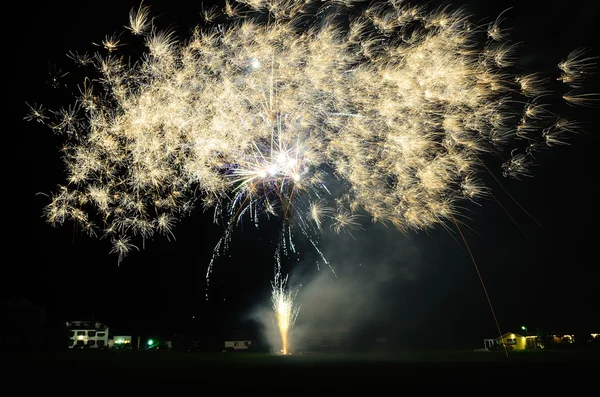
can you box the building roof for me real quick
[66,320,108,330]
[483,332,525,340]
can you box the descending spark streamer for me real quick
[28,0,597,266]
[271,251,300,354]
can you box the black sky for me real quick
[9,0,600,349]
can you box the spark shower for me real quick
[28,0,596,350]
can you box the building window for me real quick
[77,331,85,336]
[233,342,239,347]
[244,341,249,347]
[97,332,105,337]
[88,331,96,337]
[97,340,105,347]
[88,340,96,346]
[76,340,85,346]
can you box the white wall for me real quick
[224,340,252,349]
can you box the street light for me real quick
[521,325,528,334]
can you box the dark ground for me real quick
[6,349,599,390]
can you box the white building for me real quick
[109,335,132,348]
[224,340,252,350]
[66,320,109,349]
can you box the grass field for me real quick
[6,348,599,390]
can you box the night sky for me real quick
[9,0,600,349]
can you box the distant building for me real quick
[66,320,109,349]
[482,332,542,351]
[551,334,575,344]
[224,340,252,351]
[223,330,254,351]
[547,333,599,345]
[483,332,600,351]
[109,335,132,348]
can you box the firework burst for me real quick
[28,0,596,267]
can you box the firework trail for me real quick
[271,250,300,354]
[27,0,597,267]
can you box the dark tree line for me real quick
[1,299,71,352]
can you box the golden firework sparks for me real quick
[28,1,596,266]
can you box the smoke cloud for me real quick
[247,221,426,353]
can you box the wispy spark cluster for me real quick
[271,251,300,354]
[28,0,596,264]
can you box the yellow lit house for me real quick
[483,332,540,351]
